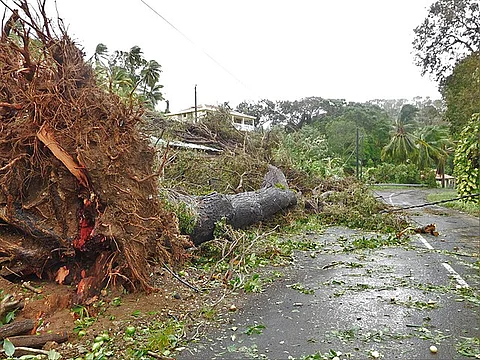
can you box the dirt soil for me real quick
[1,261,245,358]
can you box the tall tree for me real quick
[325,103,391,167]
[382,105,419,164]
[441,52,480,137]
[236,97,346,129]
[413,0,480,83]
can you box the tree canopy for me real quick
[90,44,164,109]
[412,0,480,82]
[441,52,480,136]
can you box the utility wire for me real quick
[138,0,254,93]
[381,193,480,213]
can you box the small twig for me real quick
[163,264,199,293]
[210,288,228,308]
[0,294,24,319]
[21,281,42,294]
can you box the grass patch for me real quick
[426,189,480,217]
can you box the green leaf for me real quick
[5,310,15,324]
[3,338,15,357]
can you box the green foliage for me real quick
[0,293,17,326]
[366,163,422,184]
[161,196,197,234]
[415,125,451,171]
[72,305,96,334]
[455,337,480,358]
[3,339,15,357]
[322,103,392,168]
[347,234,409,251]
[244,323,266,335]
[382,104,419,164]
[274,123,344,178]
[236,97,346,129]
[295,349,344,360]
[82,333,112,360]
[287,283,315,295]
[90,44,163,109]
[413,0,480,82]
[243,273,263,293]
[146,319,184,356]
[454,114,480,202]
[318,180,409,232]
[442,52,480,137]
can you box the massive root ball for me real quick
[0,1,189,300]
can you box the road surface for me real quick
[178,189,479,360]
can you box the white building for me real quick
[166,105,256,132]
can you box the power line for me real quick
[380,193,480,213]
[138,0,254,94]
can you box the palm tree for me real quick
[89,44,164,108]
[142,84,164,109]
[140,60,162,89]
[415,125,450,171]
[382,105,419,164]
[130,60,163,108]
[91,43,108,66]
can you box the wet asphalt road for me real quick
[178,189,479,360]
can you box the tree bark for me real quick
[0,319,34,340]
[186,165,297,245]
[7,331,68,348]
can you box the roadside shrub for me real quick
[421,170,437,188]
[366,163,422,184]
[454,114,479,203]
[274,124,344,178]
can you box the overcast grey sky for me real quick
[48,1,439,111]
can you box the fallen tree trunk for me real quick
[178,165,297,245]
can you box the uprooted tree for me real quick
[0,1,191,301]
[0,1,297,302]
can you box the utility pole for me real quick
[194,84,198,123]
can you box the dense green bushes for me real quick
[365,163,437,186]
